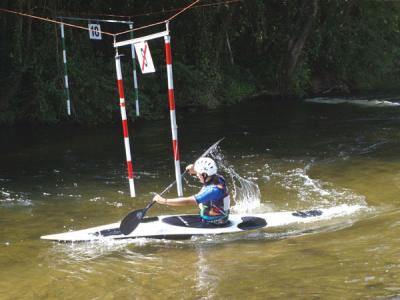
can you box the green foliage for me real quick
[288,60,311,98]
[308,1,400,91]
[2,0,400,125]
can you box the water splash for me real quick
[209,146,261,213]
[264,161,367,210]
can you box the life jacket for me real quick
[196,175,230,224]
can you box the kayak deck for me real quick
[40,204,362,242]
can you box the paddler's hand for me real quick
[153,194,167,205]
[186,164,196,175]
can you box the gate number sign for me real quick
[88,23,102,40]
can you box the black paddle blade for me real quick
[119,209,145,235]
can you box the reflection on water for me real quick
[194,246,217,300]
[1,97,400,299]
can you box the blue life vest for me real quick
[194,175,230,224]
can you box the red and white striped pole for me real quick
[164,30,183,196]
[114,50,136,197]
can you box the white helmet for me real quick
[194,157,217,176]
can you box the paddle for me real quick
[119,138,225,235]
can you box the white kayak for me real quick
[40,204,362,242]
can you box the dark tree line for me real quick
[1,0,400,125]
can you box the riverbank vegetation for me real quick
[1,0,400,125]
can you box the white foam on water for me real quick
[106,201,123,207]
[264,161,367,209]
[305,97,400,107]
[0,188,32,206]
[56,193,82,198]
[48,237,164,262]
[89,196,104,202]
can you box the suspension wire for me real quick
[55,16,134,25]
[167,0,201,22]
[0,8,116,37]
[115,20,167,37]
[69,0,243,20]
[114,0,201,37]
[0,0,241,37]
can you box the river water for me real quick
[1,97,400,299]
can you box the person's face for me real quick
[196,173,205,184]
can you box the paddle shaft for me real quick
[143,169,189,214]
[119,138,224,235]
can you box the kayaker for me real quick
[153,157,230,225]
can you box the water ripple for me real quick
[0,188,32,207]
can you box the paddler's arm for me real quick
[153,194,197,206]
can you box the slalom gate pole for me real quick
[115,50,136,197]
[164,31,183,196]
[60,23,71,116]
[129,24,140,117]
